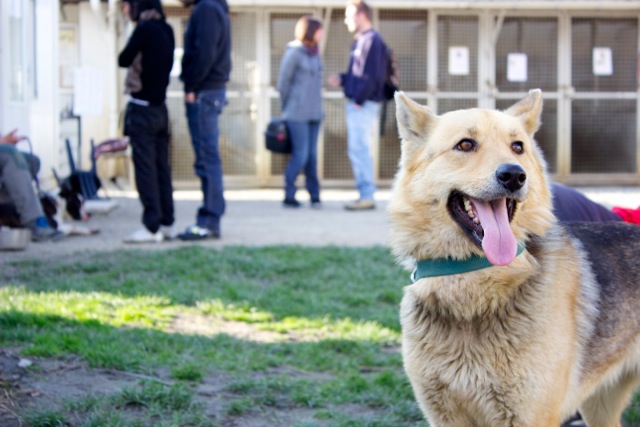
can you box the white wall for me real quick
[0,0,60,189]
[75,2,119,165]
[30,0,60,188]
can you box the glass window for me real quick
[379,10,428,93]
[378,11,428,179]
[438,15,478,93]
[572,18,637,92]
[9,0,25,102]
[571,100,636,173]
[165,9,258,178]
[496,18,558,92]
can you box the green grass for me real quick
[0,246,427,426]
[7,245,638,426]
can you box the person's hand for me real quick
[184,92,196,103]
[327,73,341,88]
[0,129,25,145]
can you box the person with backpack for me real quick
[328,0,388,211]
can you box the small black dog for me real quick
[0,180,86,229]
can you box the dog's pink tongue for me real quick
[471,198,517,266]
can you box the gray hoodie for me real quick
[276,41,324,122]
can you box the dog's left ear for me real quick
[506,89,543,136]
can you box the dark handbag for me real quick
[264,117,292,154]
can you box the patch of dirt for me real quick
[168,313,288,343]
[0,344,386,427]
[0,348,138,427]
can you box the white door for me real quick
[0,0,32,137]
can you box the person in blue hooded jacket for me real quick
[177,0,232,240]
[276,16,325,209]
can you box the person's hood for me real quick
[194,0,229,14]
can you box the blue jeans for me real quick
[185,89,226,232]
[346,100,379,200]
[284,120,321,201]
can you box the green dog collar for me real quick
[411,243,526,282]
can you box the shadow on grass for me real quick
[0,310,426,427]
[1,246,429,425]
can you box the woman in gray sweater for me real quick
[277,16,325,208]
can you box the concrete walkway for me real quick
[2,185,639,264]
[1,188,392,263]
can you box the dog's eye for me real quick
[455,139,477,152]
[511,141,524,154]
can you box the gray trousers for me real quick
[0,145,43,225]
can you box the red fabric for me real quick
[612,206,640,225]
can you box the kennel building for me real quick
[6,1,639,189]
[155,1,640,188]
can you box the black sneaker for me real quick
[310,199,322,209]
[177,225,220,241]
[283,199,301,208]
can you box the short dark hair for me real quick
[347,0,372,22]
[124,0,165,21]
[294,15,323,46]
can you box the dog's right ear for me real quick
[395,92,437,155]
[506,89,543,136]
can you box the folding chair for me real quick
[65,138,102,200]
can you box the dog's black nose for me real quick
[496,164,526,192]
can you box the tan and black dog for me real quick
[388,89,640,426]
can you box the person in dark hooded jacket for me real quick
[118,0,176,244]
[176,0,231,241]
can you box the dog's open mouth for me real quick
[448,192,518,266]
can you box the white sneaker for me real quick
[159,225,176,240]
[344,199,375,211]
[124,228,163,244]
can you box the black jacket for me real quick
[118,16,175,105]
[552,182,622,222]
[180,0,232,93]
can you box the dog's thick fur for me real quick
[389,90,640,427]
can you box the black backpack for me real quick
[380,43,399,135]
[383,45,399,101]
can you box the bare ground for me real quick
[0,311,394,426]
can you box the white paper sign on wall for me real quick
[593,47,613,76]
[507,53,528,82]
[449,46,470,76]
